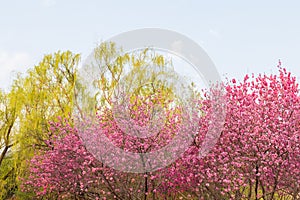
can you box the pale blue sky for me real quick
[1,0,300,89]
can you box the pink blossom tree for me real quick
[23,95,194,200]
[164,67,300,199]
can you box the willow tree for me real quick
[0,51,80,199]
[0,89,21,199]
[78,42,181,114]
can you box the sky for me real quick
[1,0,300,90]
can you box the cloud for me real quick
[209,29,222,39]
[0,50,32,90]
[41,0,56,7]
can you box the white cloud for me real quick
[0,50,32,90]
[41,0,56,7]
[209,29,222,39]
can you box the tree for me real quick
[164,67,300,199]
[0,51,80,199]
[0,89,20,199]
[77,42,176,114]
[23,94,188,200]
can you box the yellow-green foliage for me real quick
[90,42,177,110]
[0,51,80,199]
